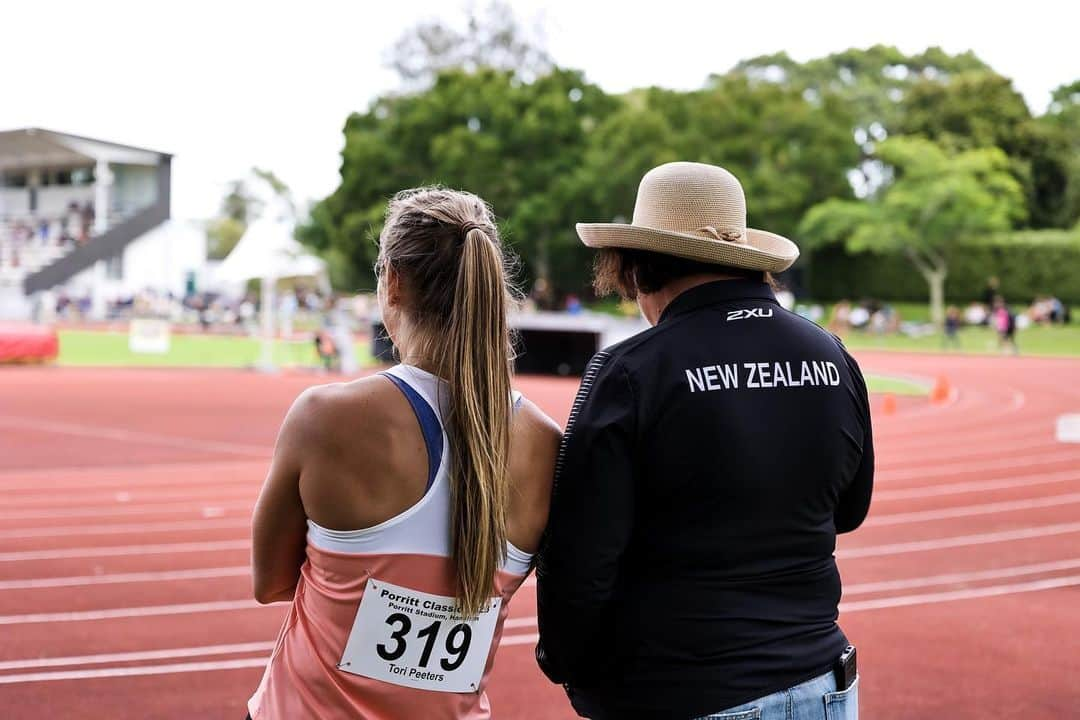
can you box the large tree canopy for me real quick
[799,137,1026,324]
[299,31,1079,310]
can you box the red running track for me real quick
[1,354,1078,719]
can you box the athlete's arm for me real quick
[251,389,319,604]
[535,357,637,686]
[836,354,874,533]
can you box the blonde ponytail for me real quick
[444,228,513,617]
[377,188,515,617]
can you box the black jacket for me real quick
[535,280,873,720]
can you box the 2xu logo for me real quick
[727,307,774,321]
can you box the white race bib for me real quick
[338,578,502,693]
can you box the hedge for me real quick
[806,229,1080,304]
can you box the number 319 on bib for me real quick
[338,579,502,693]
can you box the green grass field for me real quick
[837,324,1080,356]
[863,373,928,396]
[57,330,373,369]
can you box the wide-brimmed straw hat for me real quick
[576,161,799,273]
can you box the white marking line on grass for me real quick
[0,539,250,562]
[0,517,251,540]
[0,566,250,591]
[838,521,1080,558]
[0,632,541,684]
[865,491,1080,526]
[0,415,272,457]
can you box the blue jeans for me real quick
[696,670,858,720]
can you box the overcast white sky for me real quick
[2,0,1077,220]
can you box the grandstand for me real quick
[0,128,205,320]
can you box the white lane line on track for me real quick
[0,657,271,684]
[841,558,1080,595]
[10,519,1080,566]
[838,573,1080,612]
[838,521,1080,558]
[5,468,1077,542]
[5,486,257,508]
[0,539,250,562]
[0,500,252,521]
[0,459,264,487]
[865,491,1080,526]
[0,641,275,671]
[875,432,1064,470]
[0,600,260,625]
[876,449,1080,483]
[0,632,541,684]
[4,571,1080,685]
[0,604,541,628]
[0,566,250,591]
[0,414,273,457]
[0,517,251,540]
[873,468,1080,501]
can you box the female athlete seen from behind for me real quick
[247,188,561,719]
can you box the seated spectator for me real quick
[963,302,988,326]
[848,303,871,330]
[314,329,339,372]
[828,299,851,334]
[943,306,962,349]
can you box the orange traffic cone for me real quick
[881,393,897,415]
[930,375,951,404]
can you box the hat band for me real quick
[695,226,744,244]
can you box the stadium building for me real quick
[0,128,206,320]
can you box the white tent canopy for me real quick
[215,213,326,285]
[215,207,328,371]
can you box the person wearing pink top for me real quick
[248,187,561,719]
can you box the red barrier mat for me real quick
[0,323,59,363]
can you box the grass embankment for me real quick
[56,329,373,369]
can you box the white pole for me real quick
[258,275,277,372]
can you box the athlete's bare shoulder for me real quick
[279,374,409,460]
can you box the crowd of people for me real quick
[0,201,96,266]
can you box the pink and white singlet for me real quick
[248,364,533,719]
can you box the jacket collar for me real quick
[659,279,778,325]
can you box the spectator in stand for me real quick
[564,293,583,314]
[943,306,962,349]
[82,201,95,231]
[993,296,1019,355]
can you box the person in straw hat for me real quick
[535,162,873,720]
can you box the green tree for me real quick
[206,180,258,260]
[206,171,293,261]
[1032,80,1080,228]
[298,67,616,291]
[799,137,1025,325]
